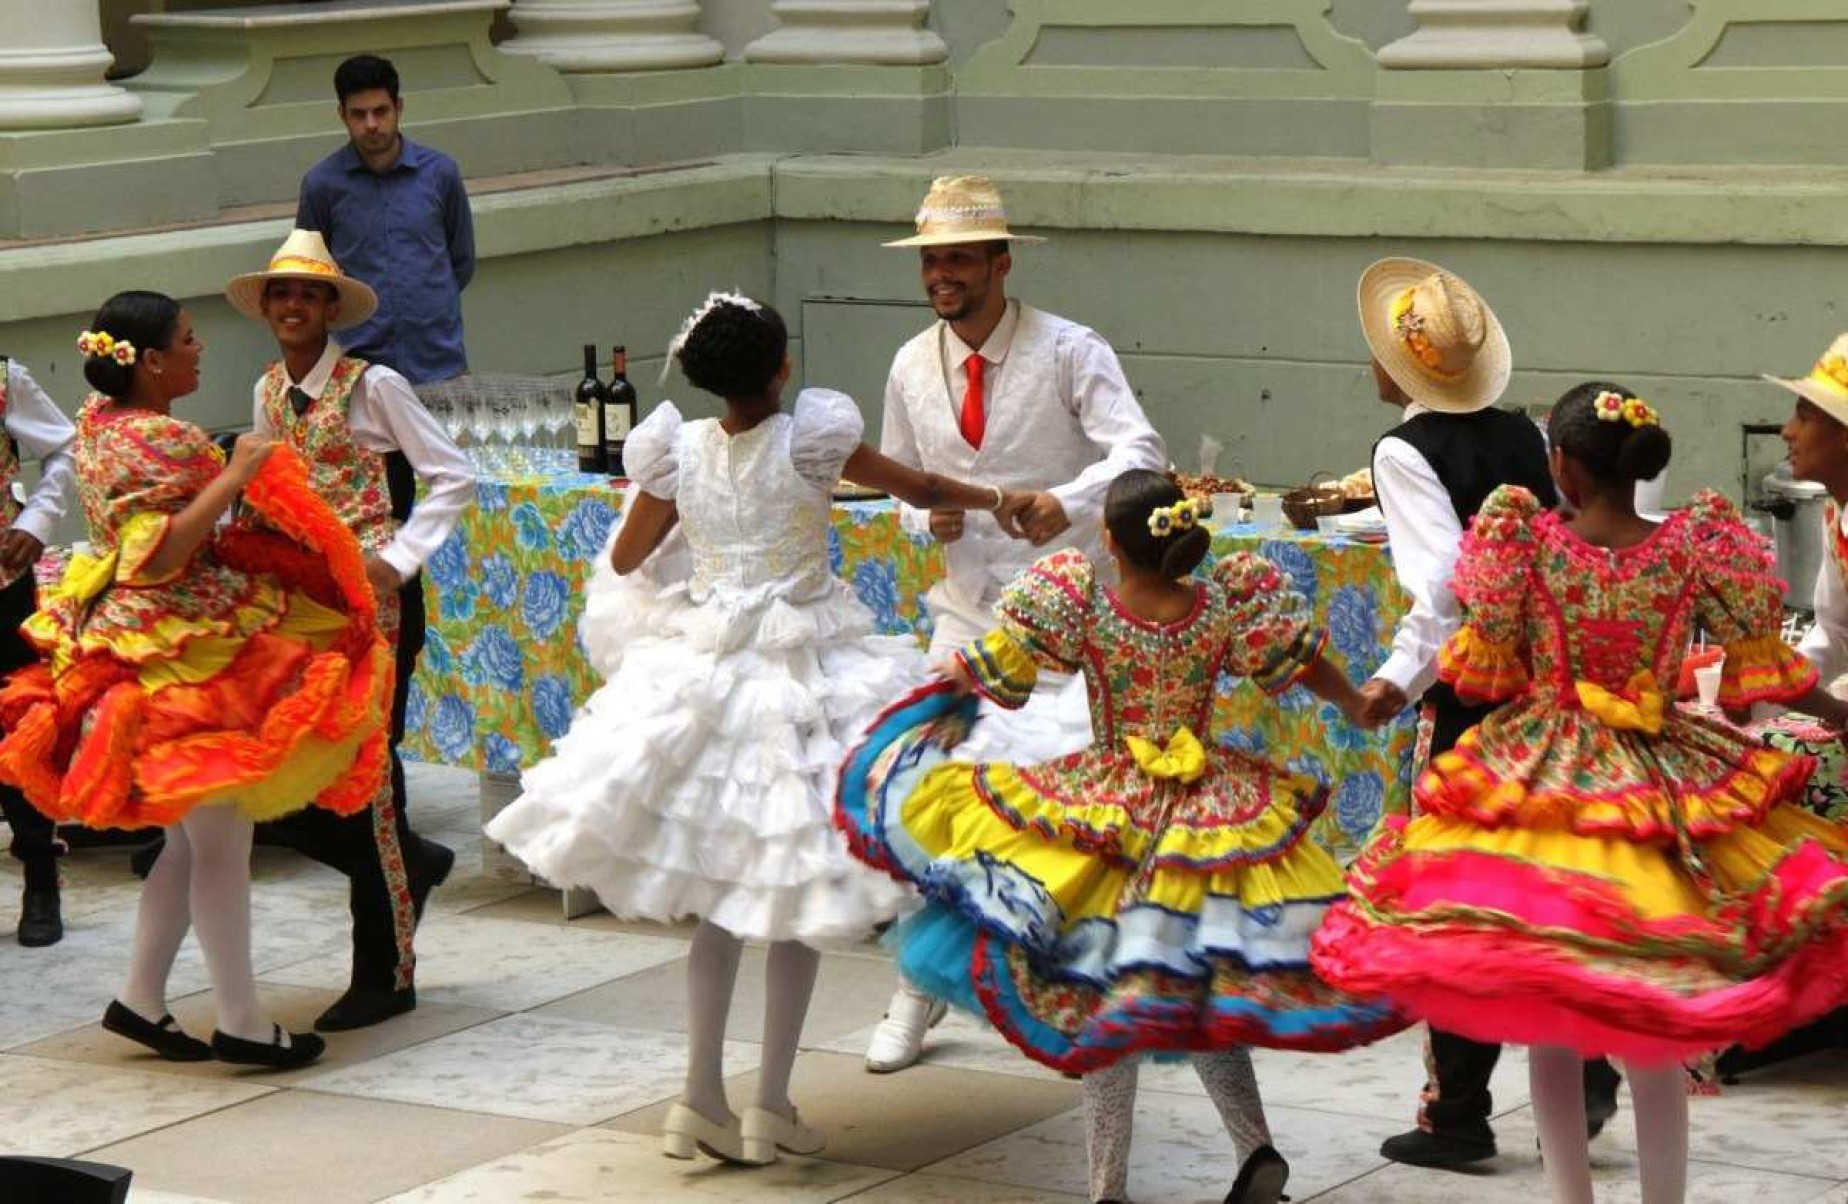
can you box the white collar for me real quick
[944,299,1021,370]
[1403,402,1431,421]
[286,340,346,400]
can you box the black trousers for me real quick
[1416,686,1621,1137]
[0,571,57,884]
[258,574,426,991]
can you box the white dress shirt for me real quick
[881,300,1166,652]
[251,341,475,581]
[1371,403,1468,700]
[1800,506,1848,685]
[3,360,76,546]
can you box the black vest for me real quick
[1374,406,1556,743]
[1373,407,1557,527]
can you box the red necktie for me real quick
[960,354,986,449]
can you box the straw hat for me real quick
[226,229,379,330]
[882,175,1047,249]
[1358,258,1511,414]
[1763,334,1848,427]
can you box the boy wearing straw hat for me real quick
[224,229,475,1031]
[866,174,1166,1074]
[1352,257,1620,1169]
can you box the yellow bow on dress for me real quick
[1126,726,1208,783]
[1574,670,1665,735]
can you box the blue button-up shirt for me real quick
[297,136,475,386]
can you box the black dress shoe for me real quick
[101,1001,212,1062]
[17,885,62,947]
[1378,1127,1496,1169]
[314,983,416,1032]
[410,839,454,923]
[211,1025,325,1069]
[1226,1144,1290,1204]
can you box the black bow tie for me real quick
[287,386,314,417]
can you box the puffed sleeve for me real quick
[788,388,866,491]
[1688,490,1818,706]
[1437,484,1540,703]
[953,550,1095,709]
[623,401,684,501]
[1215,551,1328,693]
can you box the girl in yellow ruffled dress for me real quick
[0,292,392,1069]
[1312,383,1848,1204]
[837,468,1406,1204]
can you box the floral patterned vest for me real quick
[260,356,393,554]
[0,361,21,522]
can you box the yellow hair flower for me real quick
[1146,498,1201,537]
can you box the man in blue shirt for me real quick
[297,54,474,387]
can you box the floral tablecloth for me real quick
[401,447,942,775]
[1204,523,1415,853]
[402,451,1414,854]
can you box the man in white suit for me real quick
[867,174,1166,1072]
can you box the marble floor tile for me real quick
[928,1092,1403,1203]
[817,1009,1074,1086]
[1601,1052,1848,1180]
[378,1127,899,1202]
[0,917,213,1050]
[535,946,900,1045]
[128,1192,246,1204]
[454,885,701,939]
[261,913,688,1012]
[841,1172,1085,1201]
[90,1090,569,1204]
[16,983,502,1084]
[298,1012,755,1125]
[610,1050,1082,1172]
[0,1053,272,1158]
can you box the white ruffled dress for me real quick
[485,390,916,944]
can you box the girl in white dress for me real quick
[485,293,1033,1166]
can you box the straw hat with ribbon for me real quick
[1764,334,1848,427]
[1358,257,1511,415]
[882,175,1047,249]
[226,228,379,330]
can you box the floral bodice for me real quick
[45,397,276,666]
[1442,486,1814,716]
[964,549,1325,749]
[623,390,864,607]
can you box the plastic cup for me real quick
[1252,494,1284,529]
[1210,492,1243,524]
[1315,514,1341,537]
[1694,662,1725,708]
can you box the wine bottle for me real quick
[575,343,608,473]
[604,344,639,478]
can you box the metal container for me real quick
[1755,468,1830,610]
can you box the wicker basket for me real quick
[1281,473,1345,530]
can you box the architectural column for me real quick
[0,0,141,129]
[743,0,947,66]
[1378,0,1608,68]
[1371,0,1611,169]
[502,0,723,71]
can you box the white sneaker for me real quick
[864,987,948,1073]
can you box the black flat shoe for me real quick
[211,1025,325,1069]
[102,1000,212,1061]
[17,885,62,947]
[129,837,164,880]
[409,839,454,924]
[1226,1144,1290,1204]
[314,983,416,1032]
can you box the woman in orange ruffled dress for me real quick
[0,292,393,1070]
[1312,382,1848,1204]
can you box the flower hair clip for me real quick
[1147,497,1209,537]
[661,289,763,382]
[1593,390,1658,429]
[77,330,135,366]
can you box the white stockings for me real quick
[682,919,821,1123]
[1531,1044,1687,1204]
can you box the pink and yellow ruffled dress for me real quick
[1313,485,1848,1066]
[838,549,1406,1074]
[0,398,393,830]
